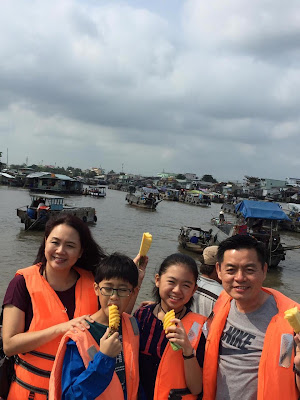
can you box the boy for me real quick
[49,253,140,400]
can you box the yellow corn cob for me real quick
[163,309,181,351]
[109,305,120,334]
[284,307,300,333]
[139,232,152,257]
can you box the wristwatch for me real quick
[182,349,196,360]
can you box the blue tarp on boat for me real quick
[235,200,291,221]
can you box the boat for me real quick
[125,187,162,210]
[83,185,106,198]
[178,226,215,254]
[17,193,97,231]
[184,190,211,207]
[161,189,180,201]
[25,172,83,194]
[210,200,291,267]
[280,203,300,232]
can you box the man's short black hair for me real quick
[217,235,266,268]
[94,253,138,288]
[199,263,216,276]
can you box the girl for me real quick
[134,253,206,400]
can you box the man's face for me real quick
[216,248,267,310]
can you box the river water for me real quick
[0,186,299,305]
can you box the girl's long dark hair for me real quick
[34,214,106,274]
[152,253,198,309]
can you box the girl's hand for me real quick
[100,328,122,358]
[58,315,94,334]
[294,333,300,370]
[166,319,194,356]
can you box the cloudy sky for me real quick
[1,0,300,181]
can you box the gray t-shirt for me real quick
[216,295,278,400]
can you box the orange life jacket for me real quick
[49,313,139,400]
[203,288,300,400]
[154,312,206,400]
[8,264,97,400]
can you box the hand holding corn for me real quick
[139,232,152,256]
[163,309,181,351]
[108,305,120,336]
[284,307,300,333]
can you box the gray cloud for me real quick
[0,0,299,180]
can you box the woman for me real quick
[2,214,106,399]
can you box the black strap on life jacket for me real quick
[168,388,203,400]
[15,356,51,378]
[27,350,55,361]
[14,376,48,399]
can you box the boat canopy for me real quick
[235,200,291,221]
[142,187,159,194]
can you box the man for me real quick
[191,246,223,317]
[203,235,300,400]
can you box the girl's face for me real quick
[44,224,83,272]
[155,263,197,313]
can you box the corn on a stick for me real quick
[284,307,300,333]
[108,305,120,336]
[163,309,181,351]
[139,232,152,257]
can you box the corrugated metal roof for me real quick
[26,172,75,181]
[0,172,15,178]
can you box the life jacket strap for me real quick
[168,388,203,400]
[16,356,51,378]
[27,350,55,361]
[14,376,49,398]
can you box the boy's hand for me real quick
[100,328,122,358]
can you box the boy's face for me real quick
[94,278,136,324]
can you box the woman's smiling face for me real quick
[155,263,197,313]
[44,224,83,272]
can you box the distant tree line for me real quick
[3,162,97,179]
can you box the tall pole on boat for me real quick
[7,148,8,168]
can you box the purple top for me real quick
[3,272,76,332]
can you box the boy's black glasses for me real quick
[98,286,132,297]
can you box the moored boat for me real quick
[210,200,290,267]
[83,185,106,198]
[17,193,97,231]
[280,203,300,232]
[125,187,162,210]
[178,226,214,254]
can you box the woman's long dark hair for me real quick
[34,214,106,274]
[152,253,198,309]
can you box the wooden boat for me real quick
[184,190,211,207]
[178,226,214,254]
[161,189,180,201]
[83,185,106,198]
[280,203,300,232]
[210,200,291,267]
[17,194,97,231]
[125,187,162,210]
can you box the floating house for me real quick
[25,172,83,194]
